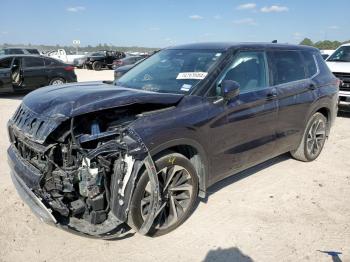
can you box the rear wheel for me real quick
[128,152,199,236]
[49,77,65,85]
[291,112,327,162]
[92,61,102,71]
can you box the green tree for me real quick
[299,38,314,46]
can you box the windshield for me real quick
[116,49,223,94]
[0,50,4,55]
[327,46,350,62]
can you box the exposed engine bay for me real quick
[8,104,167,238]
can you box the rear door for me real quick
[207,50,278,183]
[267,50,317,153]
[0,57,14,92]
[21,57,47,89]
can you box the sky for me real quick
[0,0,349,48]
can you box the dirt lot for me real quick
[0,69,350,262]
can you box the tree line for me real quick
[299,38,350,50]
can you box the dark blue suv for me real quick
[7,43,338,238]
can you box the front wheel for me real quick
[128,152,199,237]
[291,112,327,162]
[92,61,102,71]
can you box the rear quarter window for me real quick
[302,51,318,77]
[44,58,62,67]
[270,50,306,85]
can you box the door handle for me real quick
[308,84,316,90]
[266,92,277,100]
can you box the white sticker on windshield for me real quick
[180,84,192,91]
[176,72,208,80]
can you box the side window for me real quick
[44,58,61,67]
[0,58,13,69]
[23,57,45,68]
[8,49,24,54]
[271,51,306,85]
[27,49,40,55]
[218,51,268,94]
[302,51,317,77]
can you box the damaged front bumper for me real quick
[7,127,162,238]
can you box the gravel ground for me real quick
[0,69,349,262]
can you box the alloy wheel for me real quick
[306,118,326,157]
[140,165,194,230]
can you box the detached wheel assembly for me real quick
[128,152,198,236]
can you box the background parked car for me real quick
[0,47,40,55]
[45,49,86,65]
[326,43,350,104]
[85,51,126,70]
[114,58,145,80]
[320,49,335,60]
[0,55,77,93]
[112,56,144,69]
[73,54,90,68]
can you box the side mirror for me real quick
[221,80,240,101]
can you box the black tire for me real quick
[291,112,327,162]
[92,61,102,71]
[128,152,199,237]
[49,77,65,85]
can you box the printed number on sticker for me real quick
[176,72,208,80]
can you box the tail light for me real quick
[64,66,75,71]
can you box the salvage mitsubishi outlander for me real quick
[7,43,338,238]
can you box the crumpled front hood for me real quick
[22,82,184,119]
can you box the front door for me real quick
[0,57,14,92]
[207,50,278,184]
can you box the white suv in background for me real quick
[326,43,350,102]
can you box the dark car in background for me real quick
[112,56,144,69]
[73,54,90,69]
[0,55,76,93]
[0,47,40,55]
[113,58,145,80]
[85,51,126,70]
[7,43,337,239]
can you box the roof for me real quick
[2,47,38,50]
[167,42,318,51]
[0,54,46,58]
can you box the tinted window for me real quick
[0,58,13,69]
[44,58,62,67]
[23,57,45,68]
[302,51,317,77]
[271,51,305,85]
[219,51,268,94]
[26,49,40,55]
[8,49,24,54]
